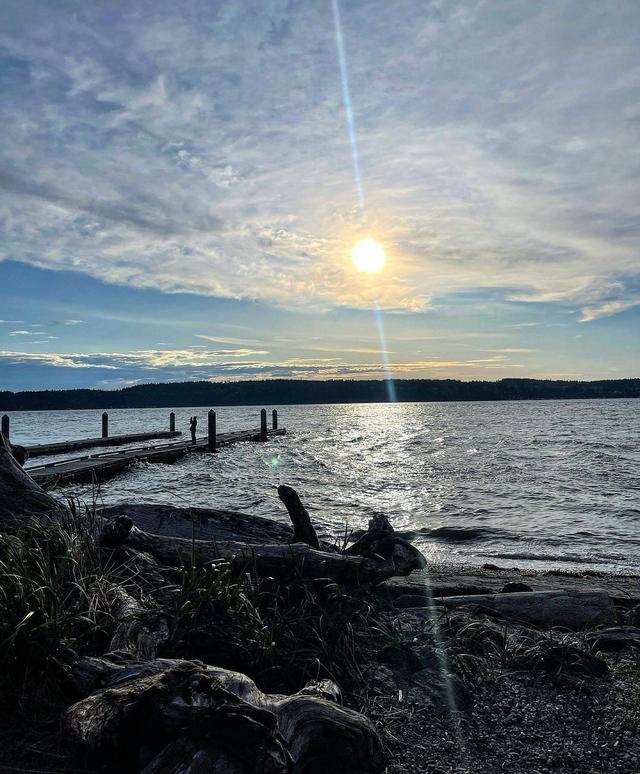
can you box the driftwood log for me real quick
[0,433,67,528]
[346,513,428,576]
[107,585,170,660]
[99,503,294,544]
[277,484,320,549]
[66,658,385,773]
[436,589,615,628]
[96,501,426,583]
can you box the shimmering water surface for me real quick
[9,400,640,573]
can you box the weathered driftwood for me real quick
[436,589,615,628]
[277,484,320,549]
[124,525,399,583]
[107,585,170,660]
[0,435,68,529]
[98,491,426,583]
[99,503,294,544]
[66,658,385,774]
[346,513,428,576]
[97,514,397,583]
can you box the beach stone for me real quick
[372,663,468,713]
[395,667,468,713]
[586,626,640,653]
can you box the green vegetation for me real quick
[0,507,113,708]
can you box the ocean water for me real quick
[8,399,640,574]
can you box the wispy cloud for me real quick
[0,348,526,386]
[579,297,640,322]
[486,348,538,354]
[195,334,260,346]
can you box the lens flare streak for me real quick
[374,304,397,402]
[331,0,365,214]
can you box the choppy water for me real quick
[8,400,640,573]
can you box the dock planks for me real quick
[25,430,182,458]
[26,427,286,486]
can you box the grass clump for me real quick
[0,508,115,708]
[166,563,392,693]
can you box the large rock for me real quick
[437,589,615,628]
[586,626,640,652]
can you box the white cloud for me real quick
[579,297,640,322]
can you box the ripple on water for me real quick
[11,399,639,574]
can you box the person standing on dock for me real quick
[189,416,198,445]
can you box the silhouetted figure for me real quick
[189,416,197,445]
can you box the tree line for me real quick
[1,378,639,411]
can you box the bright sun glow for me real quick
[351,238,385,273]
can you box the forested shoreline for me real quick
[1,377,639,411]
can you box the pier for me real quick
[25,430,182,458]
[23,409,285,486]
[2,411,182,457]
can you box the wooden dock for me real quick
[26,426,286,486]
[25,430,181,458]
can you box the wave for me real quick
[407,525,515,543]
[481,550,631,566]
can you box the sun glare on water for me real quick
[351,238,385,273]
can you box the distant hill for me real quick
[1,378,639,411]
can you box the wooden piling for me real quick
[208,410,217,452]
[1,414,9,441]
[102,412,109,438]
[260,409,267,441]
[272,409,278,430]
[169,412,176,433]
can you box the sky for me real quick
[0,0,639,391]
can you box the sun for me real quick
[351,238,385,273]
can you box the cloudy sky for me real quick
[1,0,639,390]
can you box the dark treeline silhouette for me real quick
[0,378,639,411]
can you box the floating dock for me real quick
[26,410,285,486]
[25,430,181,458]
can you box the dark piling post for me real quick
[101,412,109,438]
[260,409,267,441]
[169,411,176,433]
[272,409,278,430]
[208,409,217,452]
[1,414,9,441]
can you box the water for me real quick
[8,400,640,574]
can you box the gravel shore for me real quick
[363,651,640,773]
